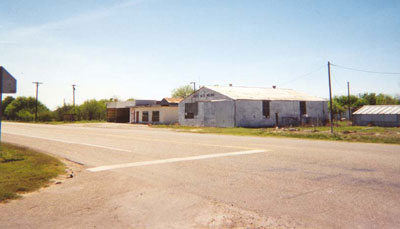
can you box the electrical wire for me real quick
[279,65,325,86]
[331,63,400,75]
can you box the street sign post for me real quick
[0,66,17,143]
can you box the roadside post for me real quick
[0,66,17,144]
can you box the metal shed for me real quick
[179,85,328,127]
[353,105,400,127]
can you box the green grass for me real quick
[43,120,106,125]
[4,120,106,125]
[152,122,400,144]
[0,143,65,202]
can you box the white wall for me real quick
[235,100,328,127]
[179,87,328,127]
[179,87,233,127]
[131,106,179,124]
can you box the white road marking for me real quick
[3,132,131,152]
[88,149,267,172]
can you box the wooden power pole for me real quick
[328,61,334,134]
[72,84,76,107]
[347,81,351,121]
[32,82,43,122]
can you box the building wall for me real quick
[179,87,234,127]
[107,108,130,123]
[353,114,400,127]
[179,87,328,127]
[235,100,328,127]
[130,106,178,124]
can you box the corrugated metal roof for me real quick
[106,101,136,109]
[205,86,326,101]
[163,98,183,103]
[353,105,400,115]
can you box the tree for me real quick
[376,93,400,105]
[171,85,194,98]
[359,93,377,105]
[333,95,359,109]
[2,96,15,117]
[329,100,345,117]
[78,99,107,120]
[4,97,50,121]
[53,104,75,121]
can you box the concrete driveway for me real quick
[1,122,399,228]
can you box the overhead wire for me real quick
[279,65,325,87]
[331,63,400,75]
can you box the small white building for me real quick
[107,100,156,123]
[130,98,182,124]
[179,85,328,127]
[353,105,400,127]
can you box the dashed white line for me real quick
[88,149,267,172]
[3,132,131,152]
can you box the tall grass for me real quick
[0,143,65,202]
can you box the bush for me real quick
[53,105,74,121]
[16,110,34,122]
[38,111,54,122]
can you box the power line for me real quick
[279,65,325,86]
[331,63,400,75]
[330,69,343,88]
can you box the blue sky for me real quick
[1,0,399,109]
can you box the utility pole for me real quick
[328,61,334,134]
[32,82,43,122]
[347,81,351,121]
[190,82,196,92]
[72,84,76,107]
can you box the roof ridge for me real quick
[205,85,293,90]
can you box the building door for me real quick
[214,101,235,127]
[136,111,139,123]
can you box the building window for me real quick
[142,111,149,122]
[263,100,270,118]
[152,111,160,122]
[185,102,198,119]
[300,101,307,115]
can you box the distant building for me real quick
[107,100,157,123]
[179,85,328,127]
[353,105,400,127]
[130,98,182,124]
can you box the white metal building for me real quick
[179,85,328,127]
[353,105,400,127]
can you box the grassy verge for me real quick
[0,143,65,203]
[43,120,106,125]
[4,120,106,125]
[152,122,400,144]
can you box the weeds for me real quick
[0,143,65,203]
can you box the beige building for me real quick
[130,98,182,124]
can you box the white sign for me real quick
[0,67,17,93]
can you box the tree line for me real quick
[331,93,400,116]
[2,96,110,122]
[1,85,192,122]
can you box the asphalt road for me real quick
[1,122,399,228]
